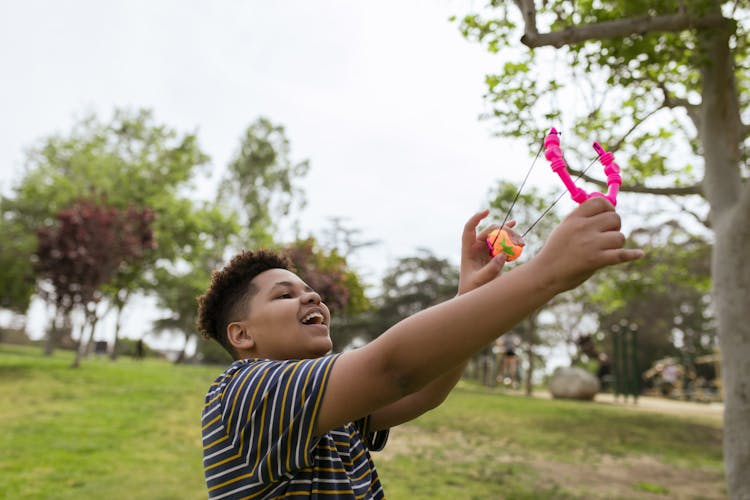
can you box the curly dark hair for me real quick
[197,249,292,358]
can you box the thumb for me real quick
[473,254,507,286]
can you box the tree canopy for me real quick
[456,1,750,495]
[218,117,310,245]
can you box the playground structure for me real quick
[611,329,640,402]
[576,331,639,402]
[642,351,722,402]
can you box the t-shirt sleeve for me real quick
[221,355,339,482]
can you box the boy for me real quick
[198,199,642,499]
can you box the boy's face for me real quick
[239,268,332,360]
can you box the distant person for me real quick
[596,352,612,390]
[197,199,642,498]
[661,361,680,396]
[576,334,611,390]
[497,333,521,387]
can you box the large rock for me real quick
[549,366,600,401]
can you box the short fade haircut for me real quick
[197,249,292,358]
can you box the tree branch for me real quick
[512,0,539,41]
[608,106,664,153]
[661,84,702,132]
[566,166,703,196]
[668,197,711,228]
[519,11,728,48]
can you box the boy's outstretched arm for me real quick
[366,210,513,431]
[314,198,643,436]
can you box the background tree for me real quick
[34,199,155,367]
[3,108,211,353]
[218,117,310,246]
[367,249,459,354]
[457,2,749,493]
[586,220,715,383]
[151,267,213,364]
[486,180,561,394]
[319,216,381,259]
[0,205,36,315]
[150,204,238,364]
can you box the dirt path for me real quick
[380,421,726,499]
[529,390,724,421]
[378,392,725,498]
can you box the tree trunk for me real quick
[480,344,497,387]
[109,301,125,361]
[524,312,540,396]
[524,342,534,397]
[71,321,88,369]
[43,318,60,356]
[174,332,191,364]
[72,313,99,368]
[698,20,749,499]
[713,206,750,499]
[43,307,70,356]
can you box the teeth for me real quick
[301,312,324,325]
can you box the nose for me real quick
[301,290,321,304]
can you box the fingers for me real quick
[596,230,626,250]
[619,248,645,262]
[477,223,499,241]
[574,197,615,218]
[589,211,622,232]
[474,253,507,285]
[463,209,490,246]
[601,248,645,265]
[464,211,524,247]
[465,209,489,230]
[478,221,518,243]
[582,208,644,265]
[500,220,525,247]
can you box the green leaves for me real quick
[456,0,744,193]
[0,209,36,313]
[586,220,714,373]
[1,108,238,358]
[218,117,310,243]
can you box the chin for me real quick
[311,340,333,358]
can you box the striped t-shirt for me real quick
[202,355,389,499]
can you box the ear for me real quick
[227,322,255,352]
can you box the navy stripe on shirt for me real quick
[202,355,388,499]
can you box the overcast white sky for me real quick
[0,0,540,271]
[1,0,565,346]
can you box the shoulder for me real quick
[206,355,340,408]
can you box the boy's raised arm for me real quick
[351,210,512,430]
[313,198,643,436]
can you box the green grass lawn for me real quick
[0,344,725,499]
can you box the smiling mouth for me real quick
[301,311,326,326]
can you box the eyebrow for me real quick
[271,281,313,293]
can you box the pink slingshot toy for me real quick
[486,127,624,262]
[543,127,622,206]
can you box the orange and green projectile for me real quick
[486,228,523,262]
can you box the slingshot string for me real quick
[521,153,600,239]
[490,137,546,249]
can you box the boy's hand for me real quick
[458,210,524,295]
[534,198,644,293]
